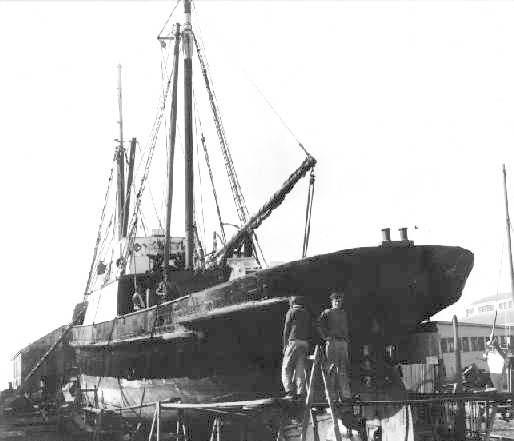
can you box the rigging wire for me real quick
[193,92,223,244]
[193,104,207,249]
[191,0,310,159]
[121,53,177,269]
[245,76,311,157]
[157,0,182,40]
[83,154,117,297]
[147,186,165,233]
[192,31,266,266]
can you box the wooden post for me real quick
[156,400,161,441]
[93,385,98,408]
[320,352,342,441]
[177,409,188,441]
[148,406,157,441]
[453,316,465,441]
[310,409,320,441]
[176,413,181,441]
[302,346,321,441]
[210,418,217,441]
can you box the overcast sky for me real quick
[1,0,514,388]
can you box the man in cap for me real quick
[282,296,312,399]
[317,291,351,401]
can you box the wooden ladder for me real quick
[301,345,342,441]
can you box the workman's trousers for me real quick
[326,339,351,400]
[282,339,309,395]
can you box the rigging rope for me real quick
[157,0,182,41]
[302,169,315,258]
[193,93,226,243]
[193,32,266,266]
[194,111,207,249]
[193,33,248,223]
[120,51,177,270]
[83,154,116,297]
[245,75,311,157]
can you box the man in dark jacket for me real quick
[282,296,312,398]
[317,291,351,401]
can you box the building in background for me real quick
[399,320,513,393]
[461,292,514,325]
[11,325,72,397]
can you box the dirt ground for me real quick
[0,412,90,441]
[2,410,514,441]
[491,417,514,439]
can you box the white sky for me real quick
[1,0,514,389]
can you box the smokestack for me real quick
[381,228,391,242]
[399,227,408,241]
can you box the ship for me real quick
[18,0,473,438]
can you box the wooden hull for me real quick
[72,245,473,414]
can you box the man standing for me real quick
[317,291,351,401]
[282,296,311,399]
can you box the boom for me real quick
[214,155,316,263]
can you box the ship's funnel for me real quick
[381,228,391,242]
[399,227,408,241]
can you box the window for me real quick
[447,338,454,353]
[461,337,470,352]
[441,338,448,353]
[478,305,494,313]
[501,336,507,347]
[471,336,485,352]
[466,308,475,317]
[499,301,512,310]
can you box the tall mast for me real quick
[183,0,194,269]
[122,137,137,237]
[502,164,514,302]
[116,64,126,240]
[163,24,181,276]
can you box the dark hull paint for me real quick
[74,245,473,416]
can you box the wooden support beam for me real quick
[148,406,157,441]
[156,400,161,441]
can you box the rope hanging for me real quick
[302,169,315,258]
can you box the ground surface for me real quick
[2,409,514,440]
[0,412,90,441]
